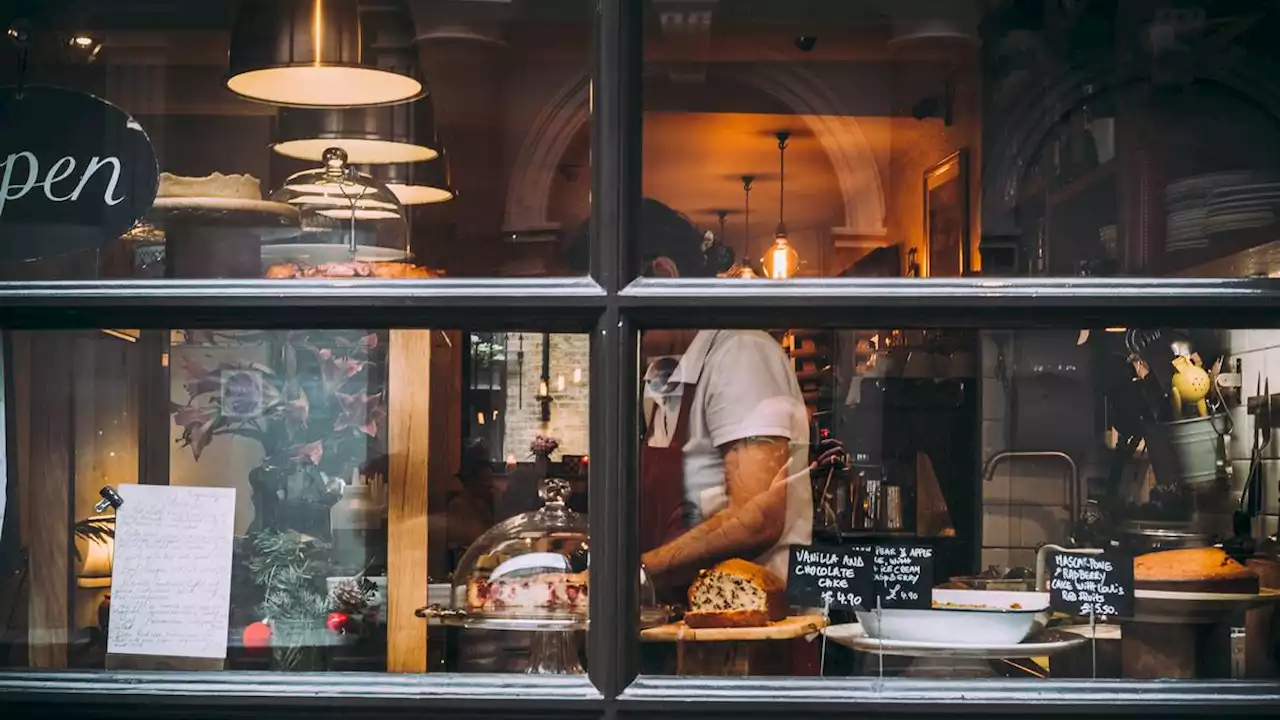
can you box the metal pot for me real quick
[1122,522,1211,554]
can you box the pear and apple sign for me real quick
[0,85,159,263]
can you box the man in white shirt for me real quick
[639,328,812,583]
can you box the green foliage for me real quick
[247,530,331,623]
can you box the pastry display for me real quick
[264,261,438,279]
[685,558,787,628]
[1134,546,1260,594]
[157,172,263,200]
[466,571,589,614]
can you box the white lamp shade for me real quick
[77,530,114,589]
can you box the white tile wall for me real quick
[1216,329,1280,540]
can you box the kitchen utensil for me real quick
[854,590,1049,645]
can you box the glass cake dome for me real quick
[267,147,410,265]
[450,477,591,624]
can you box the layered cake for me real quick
[466,571,588,614]
[264,261,438,279]
[157,172,262,200]
[1134,546,1260,594]
[685,558,787,628]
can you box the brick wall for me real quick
[502,333,590,458]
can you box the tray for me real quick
[641,614,829,643]
[1130,587,1280,624]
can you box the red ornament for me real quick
[326,611,351,634]
[242,621,272,649]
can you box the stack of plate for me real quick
[1165,172,1278,250]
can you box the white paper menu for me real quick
[107,485,236,659]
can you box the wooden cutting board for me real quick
[641,614,829,642]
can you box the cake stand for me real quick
[147,197,302,278]
[640,614,830,676]
[1121,588,1280,678]
[823,624,1088,678]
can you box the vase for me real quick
[270,619,328,671]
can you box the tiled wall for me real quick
[978,329,1280,570]
[1206,330,1280,538]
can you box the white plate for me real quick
[260,243,410,265]
[823,624,1088,659]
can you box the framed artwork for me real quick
[923,149,970,277]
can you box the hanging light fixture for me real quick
[733,175,759,279]
[271,41,435,163]
[761,131,800,279]
[226,0,424,108]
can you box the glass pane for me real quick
[0,328,591,674]
[636,326,1279,680]
[638,1,1280,280]
[0,1,591,280]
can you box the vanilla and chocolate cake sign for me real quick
[787,542,934,610]
[0,86,158,263]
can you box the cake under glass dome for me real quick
[267,147,411,266]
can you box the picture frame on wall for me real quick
[923,149,970,278]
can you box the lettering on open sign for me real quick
[0,86,158,263]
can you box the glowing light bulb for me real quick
[572,367,582,384]
[538,379,549,397]
[557,374,566,392]
[762,234,799,279]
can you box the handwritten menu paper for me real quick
[107,485,236,659]
[871,544,933,609]
[1049,550,1134,619]
[786,544,873,610]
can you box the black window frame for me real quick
[3,1,1280,717]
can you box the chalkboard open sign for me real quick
[786,544,873,610]
[872,544,933,609]
[1049,551,1134,619]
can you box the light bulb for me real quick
[557,374,566,392]
[538,380,549,397]
[572,367,582,384]
[762,234,799,279]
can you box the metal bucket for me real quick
[1146,414,1224,487]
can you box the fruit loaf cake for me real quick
[466,571,588,614]
[685,558,788,628]
[1134,546,1260,594]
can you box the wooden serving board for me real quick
[641,614,829,643]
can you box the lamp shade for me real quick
[273,104,439,164]
[369,146,455,205]
[76,516,115,589]
[227,0,424,108]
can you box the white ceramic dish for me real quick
[854,589,1049,645]
[824,623,1087,659]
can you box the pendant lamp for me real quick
[227,0,424,108]
[734,175,759,279]
[761,131,800,279]
[369,144,455,205]
[273,99,438,164]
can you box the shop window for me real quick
[0,0,592,281]
[636,325,1279,681]
[636,1,1280,280]
[0,328,592,674]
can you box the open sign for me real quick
[0,85,158,263]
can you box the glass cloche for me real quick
[267,147,410,265]
[449,477,590,626]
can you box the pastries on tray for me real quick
[264,261,439,279]
[1134,546,1260,594]
[466,571,588,614]
[685,558,787,628]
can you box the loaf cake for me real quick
[466,571,588,615]
[1134,547,1260,594]
[264,261,438,279]
[684,558,787,628]
[158,172,262,201]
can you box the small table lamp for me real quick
[76,516,115,589]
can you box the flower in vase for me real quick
[529,435,560,457]
[334,392,386,437]
[318,349,368,392]
[173,404,220,461]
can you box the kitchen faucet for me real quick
[981,451,1080,534]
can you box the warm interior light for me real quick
[227,66,422,108]
[77,517,114,589]
[288,195,399,210]
[538,380,550,397]
[477,412,486,426]
[385,183,454,205]
[274,138,437,164]
[762,234,799,279]
[284,181,377,197]
[316,208,402,220]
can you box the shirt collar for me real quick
[668,330,719,386]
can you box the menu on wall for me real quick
[1048,550,1134,619]
[786,544,874,610]
[107,485,236,659]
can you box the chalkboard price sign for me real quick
[1049,551,1134,619]
[871,544,933,609]
[786,544,873,610]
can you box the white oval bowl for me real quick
[855,589,1050,645]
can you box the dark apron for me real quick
[640,382,698,555]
